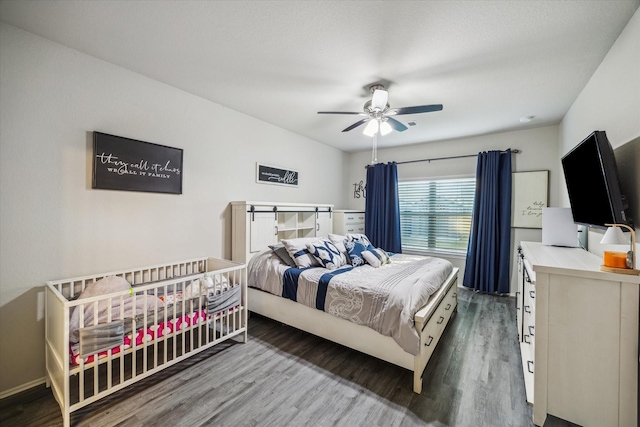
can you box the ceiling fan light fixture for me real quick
[371,89,388,111]
[363,119,379,137]
[379,120,393,136]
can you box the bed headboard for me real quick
[230,201,334,263]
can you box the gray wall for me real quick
[559,8,640,263]
[347,126,561,294]
[0,23,348,394]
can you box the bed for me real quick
[245,235,459,394]
[45,257,247,427]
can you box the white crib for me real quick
[45,257,247,427]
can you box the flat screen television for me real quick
[561,130,631,229]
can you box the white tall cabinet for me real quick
[518,241,639,427]
[231,201,333,263]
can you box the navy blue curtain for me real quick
[365,162,402,253]
[463,150,512,294]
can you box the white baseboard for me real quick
[0,377,46,400]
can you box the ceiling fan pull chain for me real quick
[372,131,378,164]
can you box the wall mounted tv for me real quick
[561,130,631,229]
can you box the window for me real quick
[398,177,475,256]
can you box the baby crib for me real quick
[45,257,247,427]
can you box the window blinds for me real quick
[398,178,476,255]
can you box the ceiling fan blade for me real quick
[393,104,443,115]
[342,118,368,132]
[318,111,364,115]
[387,117,408,132]
[371,89,388,110]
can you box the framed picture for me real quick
[93,132,183,194]
[512,170,548,228]
[256,163,298,187]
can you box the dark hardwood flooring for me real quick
[0,288,579,427]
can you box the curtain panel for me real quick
[463,150,512,294]
[365,162,402,253]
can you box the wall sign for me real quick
[256,163,298,187]
[512,170,548,228]
[93,132,183,194]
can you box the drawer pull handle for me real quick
[437,316,444,324]
[275,226,278,235]
[425,336,434,347]
[524,305,531,314]
[529,325,534,336]
[529,290,535,299]
[316,223,320,231]
[527,360,534,374]
[524,334,530,344]
[452,293,457,298]
[445,303,452,311]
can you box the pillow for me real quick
[345,239,371,267]
[374,248,391,265]
[281,237,322,268]
[268,243,296,266]
[306,239,348,270]
[362,248,391,268]
[328,233,348,257]
[362,250,381,268]
[346,233,372,247]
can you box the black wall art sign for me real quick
[256,163,298,187]
[93,132,183,194]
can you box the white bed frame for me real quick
[45,257,247,427]
[248,267,458,393]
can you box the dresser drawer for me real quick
[343,224,365,234]
[344,213,365,224]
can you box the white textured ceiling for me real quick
[1,1,638,152]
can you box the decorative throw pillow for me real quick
[374,248,391,265]
[345,240,371,267]
[306,239,347,270]
[268,243,296,266]
[281,237,322,268]
[362,250,381,268]
[346,233,372,248]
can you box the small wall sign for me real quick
[93,132,183,194]
[256,163,298,187]
[511,170,548,228]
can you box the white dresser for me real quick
[518,241,639,427]
[332,210,365,235]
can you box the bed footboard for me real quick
[412,269,458,393]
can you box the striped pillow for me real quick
[281,237,322,268]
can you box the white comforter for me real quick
[248,250,453,355]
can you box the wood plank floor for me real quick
[0,288,578,427]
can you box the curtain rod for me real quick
[365,149,521,168]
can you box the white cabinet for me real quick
[333,210,365,235]
[232,201,334,263]
[518,241,639,427]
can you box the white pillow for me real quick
[328,233,348,258]
[281,237,323,268]
[362,250,381,268]
[306,239,348,270]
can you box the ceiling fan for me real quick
[318,84,443,136]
